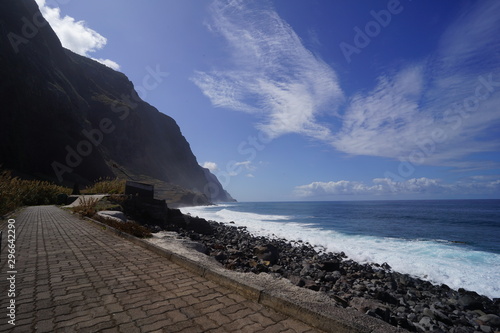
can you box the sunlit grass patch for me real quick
[0,169,70,216]
[82,178,126,195]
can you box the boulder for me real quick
[477,314,500,328]
[288,275,305,287]
[185,217,213,235]
[253,244,279,265]
[458,293,484,310]
[166,208,213,235]
[180,240,208,254]
[375,290,399,305]
[349,297,388,314]
[97,210,127,223]
[320,260,340,272]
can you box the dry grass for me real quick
[0,169,150,238]
[71,194,151,238]
[82,178,126,195]
[0,169,70,216]
[71,196,100,218]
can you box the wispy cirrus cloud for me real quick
[35,0,120,70]
[333,0,500,170]
[195,0,500,172]
[192,0,344,141]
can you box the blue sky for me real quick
[36,0,500,201]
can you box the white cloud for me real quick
[202,161,219,172]
[437,1,500,70]
[333,66,426,158]
[295,177,500,198]
[94,58,121,71]
[192,0,343,141]
[331,0,500,170]
[196,0,500,172]
[35,0,120,70]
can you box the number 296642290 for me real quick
[7,219,16,270]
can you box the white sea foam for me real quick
[182,205,500,299]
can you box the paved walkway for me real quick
[0,206,322,333]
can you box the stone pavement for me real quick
[0,206,323,333]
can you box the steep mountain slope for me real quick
[0,0,235,204]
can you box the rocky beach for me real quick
[164,217,500,333]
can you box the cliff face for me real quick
[0,0,235,204]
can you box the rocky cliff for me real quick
[0,0,235,204]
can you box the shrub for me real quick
[71,196,100,218]
[0,170,20,215]
[0,169,70,216]
[82,178,126,195]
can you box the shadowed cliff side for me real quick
[0,0,235,204]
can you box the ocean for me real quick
[181,200,500,299]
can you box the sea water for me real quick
[181,200,500,299]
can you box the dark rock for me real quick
[185,217,213,235]
[320,260,340,272]
[252,263,269,273]
[253,244,279,265]
[182,241,208,254]
[374,307,391,323]
[423,307,435,318]
[213,251,227,261]
[350,297,388,313]
[330,294,349,307]
[303,279,320,291]
[432,309,454,326]
[479,325,492,333]
[381,262,391,270]
[324,273,340,283]
[458,293,484,310]
[419,316,433,328]
[289,275,305,287]
[366,310,380,319]
[270,265,283,273]
[375,290,399,305]
[477,314,500,327]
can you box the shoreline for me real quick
[161,214,500,333]
[180,202,500,299]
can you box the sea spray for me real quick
[182,200,500,299]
